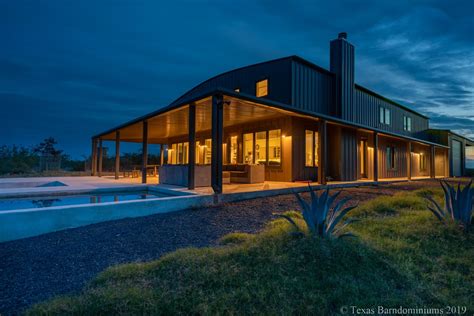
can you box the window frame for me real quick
[256,79,269,97]
[403,116,412,132]
[268,129,282,166]
[305,130,319,167]
[379,106,391,126]
[386,145,397,170]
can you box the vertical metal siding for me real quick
[291,61,334,115]
[354,88,429,137]
[171,58,293,106]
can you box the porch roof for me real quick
[93,88,449,148]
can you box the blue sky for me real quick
[1,0,473,158]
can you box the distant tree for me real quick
[0,145,38,175]
[33,137,63,157]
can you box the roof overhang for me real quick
[93,88,449,149]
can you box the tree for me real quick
[33,137,63,157]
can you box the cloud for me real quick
[0,0,473,158]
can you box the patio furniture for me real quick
[223,164,265,184]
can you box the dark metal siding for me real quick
[291,60,334,116]
[354,88,429,137]
[378,136,409,179]
[330,38,355,120]
[170,58,293,106]
[340,128,358,181]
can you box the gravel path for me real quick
[0,180,441,315]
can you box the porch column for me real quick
[91,138,98,176]
[98,139,103,177]
[211,94,224,194]
[188,103,196,189]
[430,145,436,178]
[141,121,148,184]
[159,144,164,166]
[373,132,379,182]
[115,131,120,180]
[317,119,327,185]
[407,141,412,180]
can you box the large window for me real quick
[204,139,212,164]
[243,133,254,164]
[169,142,189,164]
[243,129,281,165]
[379,106,391,125]
[386,146,396,170]
[268,129,281,165]
[255,131,267,164]
[403,116,412,131]
[230,136,238,164]
[256,79,268,97]
[305,130,319,167]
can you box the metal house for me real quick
[91,33,472,193]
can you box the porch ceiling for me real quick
[99,96,290,143]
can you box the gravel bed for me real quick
[0,180,440,315]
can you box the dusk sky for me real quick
[1,0,473,159]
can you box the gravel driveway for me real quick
[0,180,441,315]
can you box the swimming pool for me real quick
[0,191,169,212]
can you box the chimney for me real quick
[330,32,354,120]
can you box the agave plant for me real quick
[425,180,473,232]
[276,185,358,239]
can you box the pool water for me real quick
[0,191,168,212]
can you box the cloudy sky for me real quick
[1,0,473,158]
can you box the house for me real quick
[91,33,473,193]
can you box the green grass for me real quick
[28,188,474,315]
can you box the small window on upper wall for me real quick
[256,79,268,97]
[403,116,412,131]
[379,106,391,125]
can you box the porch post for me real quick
[317,119,327,185]
[407,141,412,180]
[430,145,436,178]
[98,139,103,177]
[142,121,148,184]
[115,131,120,180]
[159,144,164,166]
[211,94,224,194]
[188,103,196,189]
[91,138,98,176]
[373,132,379,182]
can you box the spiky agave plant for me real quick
[276,185,358,239]
[425,180,473,232]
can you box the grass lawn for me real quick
[28,187,474,315]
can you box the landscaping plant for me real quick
[425,180,473,232]
[277,185,358,238]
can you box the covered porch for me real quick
[91,92,323,194]
[91,90,449,194]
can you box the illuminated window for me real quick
[234,88,240,93]
[386,146,396,169]
[268,129,281,165]
[256,79,268,97]
[170,143,177,164]
[170,142,189,164]
[195,141,200,164]
[243,133,254,164]
[255,131,267,164]
[204,139,212,164]
[305,130,314,167]
[230,136,238,164]
[305,130,319,167]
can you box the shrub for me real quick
[425,180,473,232]
[276,186,358,239]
